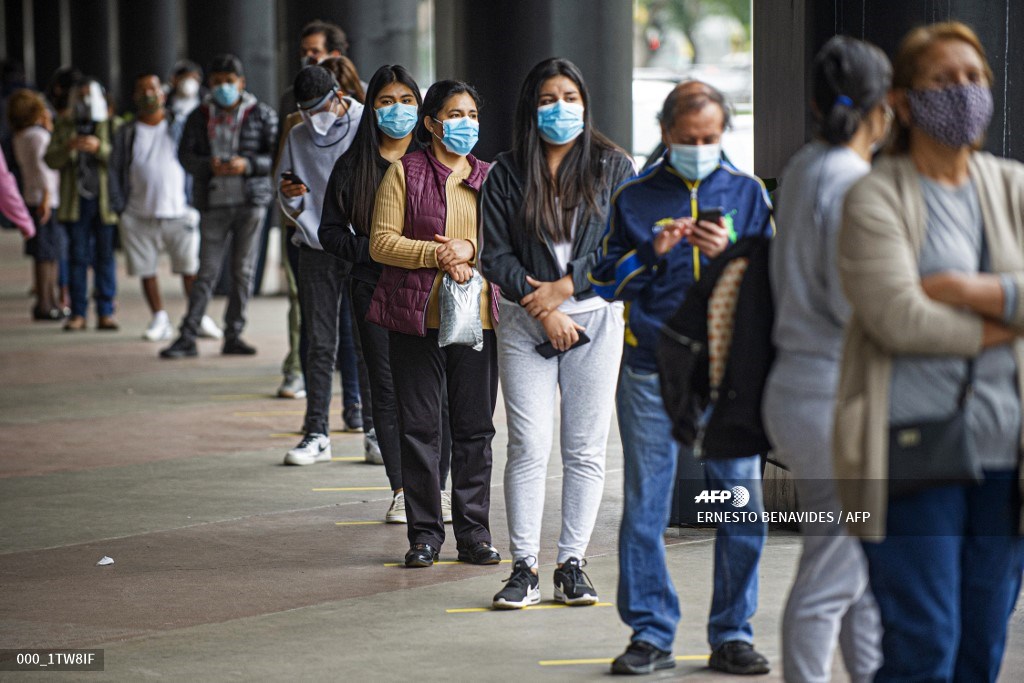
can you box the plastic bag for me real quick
[438,270,484,351]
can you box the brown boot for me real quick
[97,316,119,331]
[63,315,87,331]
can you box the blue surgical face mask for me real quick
[536,100,585,145]
[433,116,479,156]
[668,143,721,181]
[376,102,418,139]
[212,82,240,108]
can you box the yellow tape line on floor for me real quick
[312,487,391,492]
[335,521,385,526]
[383,559,513,567]
[538,655,709,666]
[448,602,613,614]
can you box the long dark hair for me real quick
[414,79,481,146]
[812,36,891,146]
[341,64,421,236]
[513,58,621,243]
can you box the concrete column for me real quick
[186,0,277,106]
[69,0,119,99]
[435,0,632,161]
[118,0,180,109]
[32,0,71,92]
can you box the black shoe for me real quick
[457,542,501,565]
[708,641,770,675]
[553,557,598,605]
[32,306,63,321]
[492,559,540,609]
[222,337,257,355]
[342,402,363,431]
[611,641,675,675]
[404,543,440,568]
[160,335,197,359]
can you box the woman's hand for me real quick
[541,310,586,352]
[444,262,474,284]
[37,203,51,224]
[521,275,573,318]
[921,271,1005,319]
[280,178,306,198]
[434,234,475,268]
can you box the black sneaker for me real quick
[342,403,363,431]
[708,640,770,675]
[160,335,197,359]
[492,559,540,609]
[457,542,502,565]
[222,337,257,355]
[553,557,598,605]
[611,641,675,675]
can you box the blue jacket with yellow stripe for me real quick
[589,155,774,372]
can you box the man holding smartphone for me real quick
[161,54,278,358]
[590,81,774,676]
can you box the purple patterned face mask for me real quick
[907,83,993,149]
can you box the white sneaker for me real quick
[198,315,223,339]
[277,373,306,399]
[386,491,407,524]
[284,433,331,465]
[364,428,383,465]
[143,311,173,341]
[441,490,453,524]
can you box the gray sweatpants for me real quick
[763,375,881,683]
[497,299,623,566]
[181,205,265,341]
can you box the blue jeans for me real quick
[861,470,1024,682]
[616,365,766,652]
[66,197,116,318]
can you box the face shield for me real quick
[298,90,344,137]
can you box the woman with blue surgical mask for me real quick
[368,80,502,569]
[479,57,635,609]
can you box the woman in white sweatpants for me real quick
[479,57,634,609]
[763,36,890,683]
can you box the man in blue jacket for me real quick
[591,81,773,676]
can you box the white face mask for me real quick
[86,81,108,123]
[310,111,339,136]
[178,77,200,98]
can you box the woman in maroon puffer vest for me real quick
[368,80,501,569]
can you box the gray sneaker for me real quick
[364,428,383,464]
[277,373,306,399]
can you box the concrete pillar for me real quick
[31,0,70,92]
[185,0,277,106]
[118,0,181,109]
[69,0,119,99]
[435,0,632,161]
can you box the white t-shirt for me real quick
[126,118,187,219]
[12,127,59,208]
[553,207,608,315]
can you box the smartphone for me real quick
[697,206,724,224]
[281,170,306,187]
[535,331,591,359]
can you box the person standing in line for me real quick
[109,73,205,342]
[45,77,120,332]
[591,81,773,676]
[160,54,278,359]
[480,57,633,609]
[276,66,366,466]
[165,60,204,138]
[8,89,60,320]
[368,80,501,569]
[835,22,1024,682]
[763,36,890,683]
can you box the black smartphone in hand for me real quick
[535,331,591,359]
[697,206,724,224]
[281,170,306,188]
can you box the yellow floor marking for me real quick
[335,521,385,526]
[448,602,613,614]
[212,393,273,400]
[383,559,513,568]
[312,486,390,492]
[330,456,363,462]
[538,655,708,666]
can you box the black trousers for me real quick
[389,328,498,550]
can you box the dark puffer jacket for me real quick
[178,92,278,210]
[366,148,492,337]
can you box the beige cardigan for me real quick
[834,152,1024,540]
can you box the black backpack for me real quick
[656,236,775,459]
